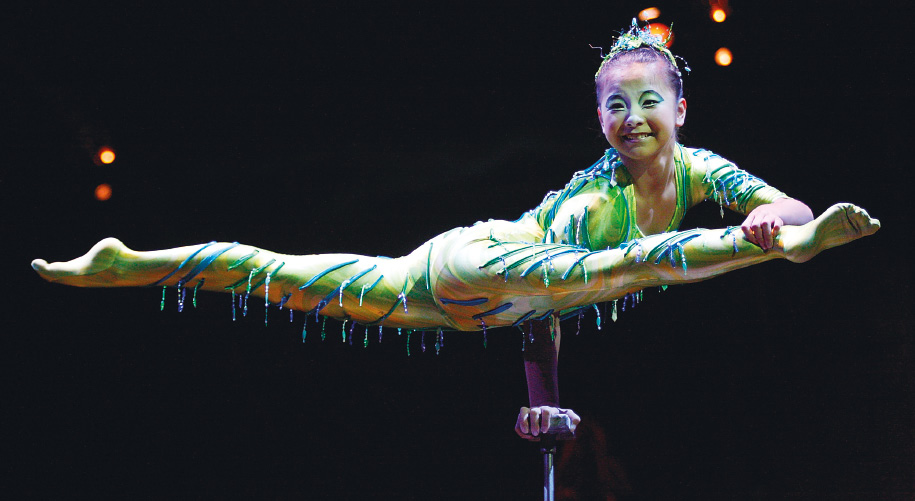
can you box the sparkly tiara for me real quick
[594,19,686,79]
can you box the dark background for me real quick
[3,1,912,498]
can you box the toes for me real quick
[841,204,881,236]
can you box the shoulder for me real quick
[679,145,737,178]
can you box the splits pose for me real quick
[32,23,879,435]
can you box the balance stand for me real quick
[540,414,574,501]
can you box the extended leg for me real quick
[32,204,879,331]
[32,237,449,329]
[432,204,880,329]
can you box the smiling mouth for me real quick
[622,132,654,142]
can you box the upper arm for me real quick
[688,149,788,216]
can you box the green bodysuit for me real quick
[428,144,786,329]
[32,144,802,335]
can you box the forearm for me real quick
[770,197,814,225]
[523,319,560,407]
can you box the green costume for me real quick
[36,145,850,338]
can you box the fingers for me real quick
[516,406,577,441]
[539,406,555,435]
[515,407,531,438]
[741,214,783,251]
[561,408,582,433]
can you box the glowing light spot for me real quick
[715,47,733,66]
[95,183,112,201]
[711,8,727,22]
[98,147,116,164]
[646,23,672,47]
[638,7,660,22]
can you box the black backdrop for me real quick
[4,1,912,498]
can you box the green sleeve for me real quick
[687,148,788,215]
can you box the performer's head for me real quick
[594,21,687,164]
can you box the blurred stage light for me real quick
[715,47,733,66]
[95,183,112,201]
[712,8,727,22]
[98,147,116,164]
[647,23,672,46]
[638,7,660,22]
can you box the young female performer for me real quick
[513,22,880,439]
[31,23,879,437]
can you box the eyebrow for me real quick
[606,90,664,102]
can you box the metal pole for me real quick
[540,414,573,501]
[541,436,557,501]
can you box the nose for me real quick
[625,113,644,128]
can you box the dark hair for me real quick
[595,48,683,104]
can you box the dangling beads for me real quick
[192,279,204,309]
[177,282,186,312]
[263,273,270,326]
[243,270,254,317]
[677,243,687,272]
[718,180,725,218]
[593,304,602,330]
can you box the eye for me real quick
[605,99,625,111]
[642,99,659,108]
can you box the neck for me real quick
[621,144,677,194]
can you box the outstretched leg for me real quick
[32,237,450,329]
[32,204,879,331]
[432,203,880,329]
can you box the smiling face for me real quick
[596,61,687,168]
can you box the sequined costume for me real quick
[32,145,876,336]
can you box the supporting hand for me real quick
[742,197,813,251]
[515,406,580,441]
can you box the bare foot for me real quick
[781,203,880,263]
[32,237,129,287]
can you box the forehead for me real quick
[597,61,674,98]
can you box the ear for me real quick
[597,107,603,127]
[676,98,687,127]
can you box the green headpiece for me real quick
[594,19,682,80]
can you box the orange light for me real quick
[95,183,112,201]
[638,7,661,22]
[711,8,727,22]
[715,47,733,66]
[98,147,116,164]
[646,23,673,47]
